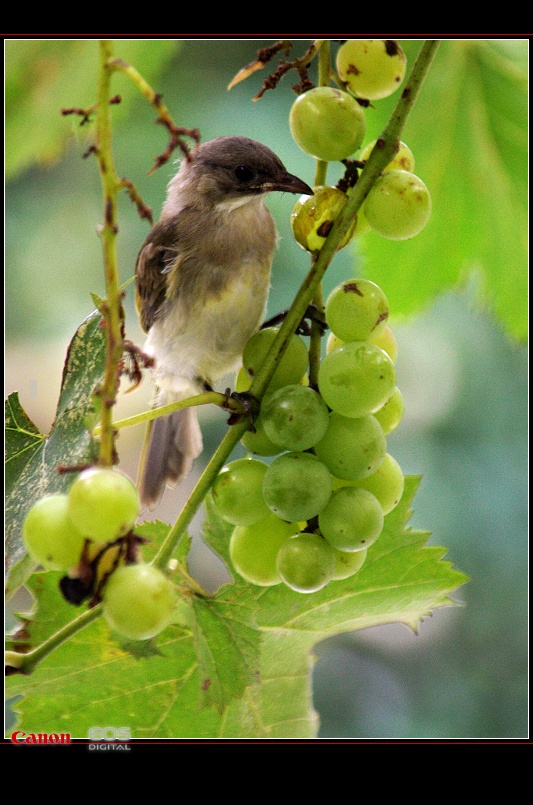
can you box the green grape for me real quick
[319,487,384,552]
[326,332,344,354]
[242,327,308,393]
[351,453,405,515]
[318,340,396,418]
[336,39,406,100]
[360,139,415,173]
[369,324,398,363]
[212,458,270,525]
[102,563,175,641]
[364,169,431,240]
[229,514,299,586]
[332,547,367,580]
[327,323,398,363]
[276,532,336,593]
[235,371,281,456]
[325,278,389,343]
[374,386,404,434]
[262,451,332,521]
[261,384,329,451]
[314,411,386,480]
[351,205,372,238]
[289,86,366,162]
[291,186,357,254]
[22,493,86,571]
[67,467,140,544]
[240,415,281,456]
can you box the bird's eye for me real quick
[234,165,255,183]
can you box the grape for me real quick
[332,547,367,580]
[102,563,175,640]
[240,415,281,457]
[326,332,344,355]
[229,514,299,586]
[262,451,332,521]
[369,324,398,363]
[276,532,336,593]
[291,186,357,254]
[235,371,281,455]
[336,40,406,100]
[289,86,366,162]
[242,327,308,393]
[350,205,371,238]
[327,324,398,363]
[67,467,140,543]
[374,386,405,434]
[351,453,405,515]
[22,494,86,571]
[319,487,384,552]
[360,139,415,173]
[318,341,396,418]
[325,278,389,343]
[364,169,431,240]
[212,458,270,525]
[261,384,329,451]
[314,411,386,480]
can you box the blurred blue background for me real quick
[5,39,528,739]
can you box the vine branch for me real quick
[94,40,125,468]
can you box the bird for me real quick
[134,135,313,509]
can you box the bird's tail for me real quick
[138,388,203,510]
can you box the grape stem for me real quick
[93,390,251,436]
[153,39,441,574]
[6,604,104,676]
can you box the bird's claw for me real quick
[261,304,327,336]
[223,389,261,427]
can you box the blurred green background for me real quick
[5,38,528,739]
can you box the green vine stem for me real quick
[153,39,441,573]
[93,390,248,437]
[6,604,103,676]
[95,40,127,467]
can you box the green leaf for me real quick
[5,310,105,596]
[359,39,528,341]
[6,477,467,738]
[192,593,261,713]
[5,393,45,499]
[5,39,180,179]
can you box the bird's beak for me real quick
[265,172,314,196]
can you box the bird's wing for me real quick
[134,218,181,333]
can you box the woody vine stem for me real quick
[6,39,439,676]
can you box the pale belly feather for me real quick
[145,262,270,394]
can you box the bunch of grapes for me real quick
[211,41,430,594]
[213,278,406,594]
[289,40,431,247]
[22,466,176,640]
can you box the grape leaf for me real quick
[5,310,105,597]
[359,39,528,341]
[6,477,468,739]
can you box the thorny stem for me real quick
[153,40,441,573]
[95,40,126,467]
[109,57,200,171]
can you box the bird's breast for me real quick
[147,199,278,388]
